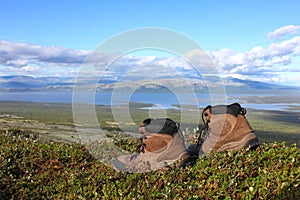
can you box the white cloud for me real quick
[294,45,300,56]
[249,46,266,59]
[268,36,300,57]
[0,40,90,68]
[1,25,300,86]
[210,34,300,79]
[210,49,246,71]
[20,65,40,72]
[267,25,300,40]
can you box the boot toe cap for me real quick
[113,155,130,172]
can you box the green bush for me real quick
[1,129,299,199]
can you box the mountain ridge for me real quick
[0,75,298,93]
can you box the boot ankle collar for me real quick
[205,103,246,117]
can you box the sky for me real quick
[1,0,300,86]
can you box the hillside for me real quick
[0,129,299,199]
[0,75,298,93]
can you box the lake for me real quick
[1,91,300,112]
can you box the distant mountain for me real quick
[225,78,293,90]
[0,76,72,88]
[0,75,298,93]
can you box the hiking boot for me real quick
[113,118,189,173]
[199,103,259,154]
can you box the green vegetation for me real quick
[0,101,299,144]
[1,129,299,199]
[0,101,299,199]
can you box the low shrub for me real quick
[0,129,299,199]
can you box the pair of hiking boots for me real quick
[113,103,259,172]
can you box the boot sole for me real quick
[217,133,259,152]
[113,151,189,173]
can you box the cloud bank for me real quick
[211,36,300,74]
[1,24,300,85]
[267,25,300,40]
[0,40,89,67]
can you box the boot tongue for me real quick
[211,103,242,117]
[143,118,178,136]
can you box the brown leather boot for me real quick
[113,118,189,173]
[200,103,259,153]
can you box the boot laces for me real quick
[137,134,147,153]
[129,134,147,161]
[196,105,211,148]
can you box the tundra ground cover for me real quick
[0,101,299,199]
[1,129,299,199]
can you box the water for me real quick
[0,92,74,104]
[1,91,300,112]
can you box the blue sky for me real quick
[1,0,300,86]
